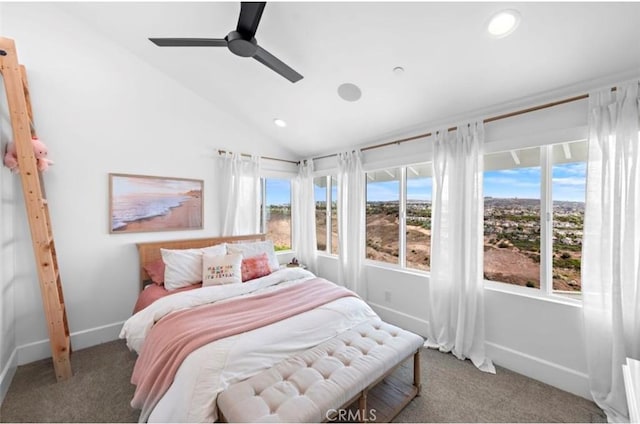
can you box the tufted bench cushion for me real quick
[217,319,424,423]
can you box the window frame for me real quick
[260,176,293,252]
[314,174,338,256]
[364,162,432,273]
[307,126,587,305]
[482,141,586,303]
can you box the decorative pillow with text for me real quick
[161,243,227,290]
[203,253,243,286]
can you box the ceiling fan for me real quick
[149,2,303,83]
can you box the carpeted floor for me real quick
[0,339,605,423]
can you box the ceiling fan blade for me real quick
[149,38,228,47]
[253,45,303,83]
[236,2,266,38]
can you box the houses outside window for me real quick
[366,167,401,265]
[551,140,586,293]
[483,140,586,294]
[310,139,585,295]
[405,163,432,271]
[483,147,542,288]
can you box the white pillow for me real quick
[202,253,243,286]
[161,244,227,290]
[227,240,280,272]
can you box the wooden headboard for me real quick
[136,234,266,290]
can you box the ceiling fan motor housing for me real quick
[226,31,258,57]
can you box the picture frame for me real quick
[109,173,203,234]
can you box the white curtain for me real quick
[426,122,495,373]
[337,150,366,297]
[582,81,640,423]
[218,151,261,235]
[292,159,318,274]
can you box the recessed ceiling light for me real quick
[337,83,362,102]
[273,118,287,128]
[487,10,520,38]
[393,66,405,75]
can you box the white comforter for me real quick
[120,268,379,423]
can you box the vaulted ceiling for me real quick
[60,2,640,159]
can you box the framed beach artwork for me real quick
[109,173,203,234]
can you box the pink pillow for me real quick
[241,253,272,282]
[144,259,165,285]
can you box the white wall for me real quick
[0,2,19,404]
[1,3,295,365]
[0,64,18,407]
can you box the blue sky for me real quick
[365,177,433,202]
[485,162,586,202]
[484,167,541,200]
[265,179,291,205]
[276,161,587,205]
[362,163,586,202]
[551,162,587,202]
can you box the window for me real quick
[365,164,432,271]
[483,140,587,295]
[331,178,338,254]
[484,147,541,288]
[314,177,327,251]
[405,164,432,271]
[262,178,291,251]
[314,176,339,254]
[366,168,400,265]
[551,141,586,292]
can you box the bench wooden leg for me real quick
[359,389,369,423]
[414,350,422,396]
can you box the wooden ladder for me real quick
[0,37,72,381]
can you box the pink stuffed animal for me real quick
[31,137,54,172]
[3,142,18,172]
[3,136,54,173]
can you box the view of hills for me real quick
[363,197,583,291]
[270,196,584,292]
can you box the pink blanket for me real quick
[130,278,356,418]
[132,283,202,314]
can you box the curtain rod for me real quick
[217,149,300,165]
[312,87,618,162]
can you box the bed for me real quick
[120,234,423,423]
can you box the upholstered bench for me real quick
[217,319,424,423]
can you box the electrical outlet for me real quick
[384,291,391,302]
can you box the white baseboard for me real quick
[367,303,592,401]
[16,320,125,366]
[486,341,592,400]
[7,313,593,404]
[368,301,430,338]
[0,348,17,406]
